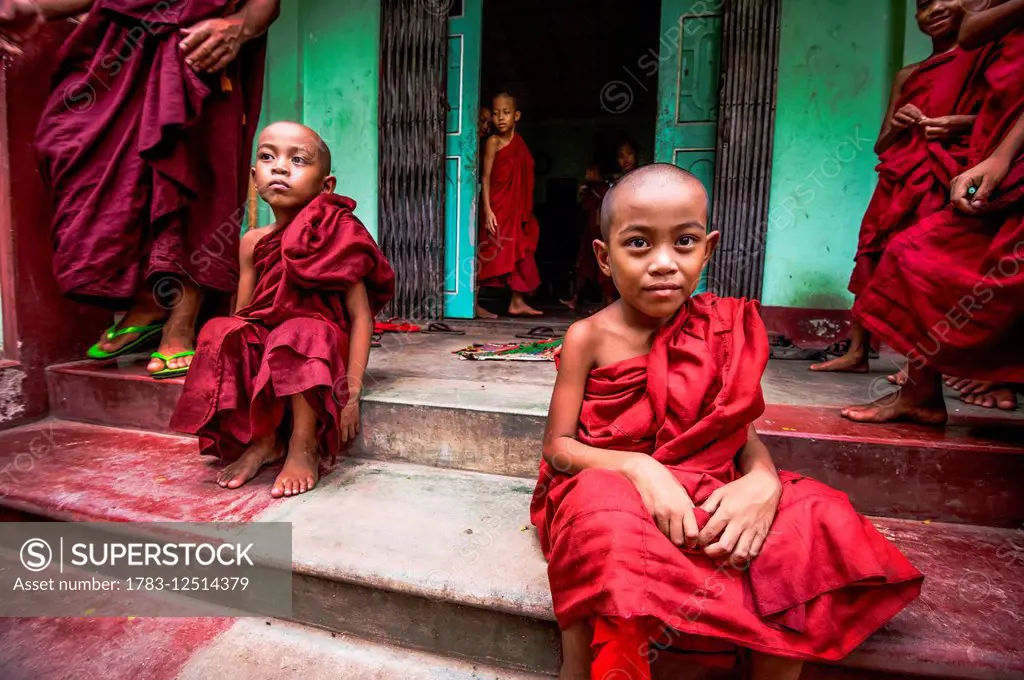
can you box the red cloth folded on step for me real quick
[170,194,395,460]
[849,45,993,295]
[34,0,266,301]
[531,294,923,662]
[854,29,1024,380]
[478,134,541,292]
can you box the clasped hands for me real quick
[891,103,974,141]
[624,455,782,566]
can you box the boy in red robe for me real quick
[532,164,922,679]
[476,92,543,318]
[170,122,395,497]
[812,0,990,373]
[560,163,614,311]
[844,3,1024,424]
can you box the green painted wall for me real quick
[257,0,381,237]
[761,0,936,309]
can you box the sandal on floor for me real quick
[515,326,564,340]
[150,350,196,380]
[371,332,383,348]
[422,322,466,336]
[86,323,164,360]
[374,319,421,333]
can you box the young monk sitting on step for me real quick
[170,122,395,497]
[532,164,923,680]
[476,92,543,318]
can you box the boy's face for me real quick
[253,122,335,213]
[492,95,520,134]
[478,107,493,137]
[915,0,964,38]
[618,145,638,172]
[596,175,718,319]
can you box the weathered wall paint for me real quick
[257,0,381,238]
[761,0,940,309]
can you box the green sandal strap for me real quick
[104,323,164,341]
[150,350,197,363]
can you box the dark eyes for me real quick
[677,235,697,247]
[258,152,273,161]
[625,235,698,248]
[626,237,649,248]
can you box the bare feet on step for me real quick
[809,351,869,373]
[475,304,498,319]
[509,293,543,316]
[962,384,1018,411]
[271,435,320,498]
[842,367,948,425]
[217,435,283,489]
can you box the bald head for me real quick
[599,163,709,241]
[258,121,332,175]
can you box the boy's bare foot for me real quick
[509,300,544,316]
[217,435,283,489]
[809,351,869,373]
[887,370,909,385]
[271,435,320,498]
[559,297,577,310]
[475,304,498,319]
[962,384,1018,411]
[841,368,948,425]
[946,376,990,395]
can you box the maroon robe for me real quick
[574,181,615,299]
[532,295,922,661]
[34,0,266,302]
[169,194,396,460]
[854,29,1024,381]
[849,46,991,295]
[477,134,541,293]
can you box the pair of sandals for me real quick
[85,323,194,380]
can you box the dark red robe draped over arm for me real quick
[532,295,922,661]
[477,134,541,288]
[34,0,266,303]
[849,46,993,294]
[170,194,396,461]
[854,29,1024,380]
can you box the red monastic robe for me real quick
[849,46,991,295]
[531,295,922,661]
[574,181,615,298]
[854,30,1024,381]
[478,134,541,293]
[170,194,395,460]
[35,0,266,303]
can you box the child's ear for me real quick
[594,239,612,277]
[514,110,522,123]
[703,229,721,265]
[322,175,337,194]
[250,166,256,180]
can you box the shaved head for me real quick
[599,163,709,240]
[258,121,332,175]
[493,91,518,110]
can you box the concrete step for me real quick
[0,617,549,679]
[47,334,1024,527]
[0,421,1021,679]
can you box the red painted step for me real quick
[46,358,1024,527]
[0,421,1021,679]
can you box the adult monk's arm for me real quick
[180,0,280,73]
[875,65,919,155]
[951,111,1024,212]
[959,0,1024,49]
[542,321,700,548]
[480,135,499,234]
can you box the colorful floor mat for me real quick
[454,338,563,361]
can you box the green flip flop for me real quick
[86,323,165,360]
[150,350,196,380]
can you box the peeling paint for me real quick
[0,368,27,423]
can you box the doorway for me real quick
[442,0,727,318]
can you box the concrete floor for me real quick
[367,329,1021,421]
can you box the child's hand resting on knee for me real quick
[697,470,782,564]
[624,455,700,549]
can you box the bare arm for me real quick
[480,135,500,233]
[959,0,1024,49]
[875,65,918,155]
[0,0,91,54]
[233,230,261,312]
[951,110,1024,211]
[33,0,91,19]
[343,281,373,403]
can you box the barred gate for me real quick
[708,0,782,300]
[378,0,449,321]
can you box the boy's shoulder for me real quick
[563,304,621,351]
[240,224,279,257]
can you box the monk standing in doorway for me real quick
[0,0,279,378]
[476,92,543,318]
